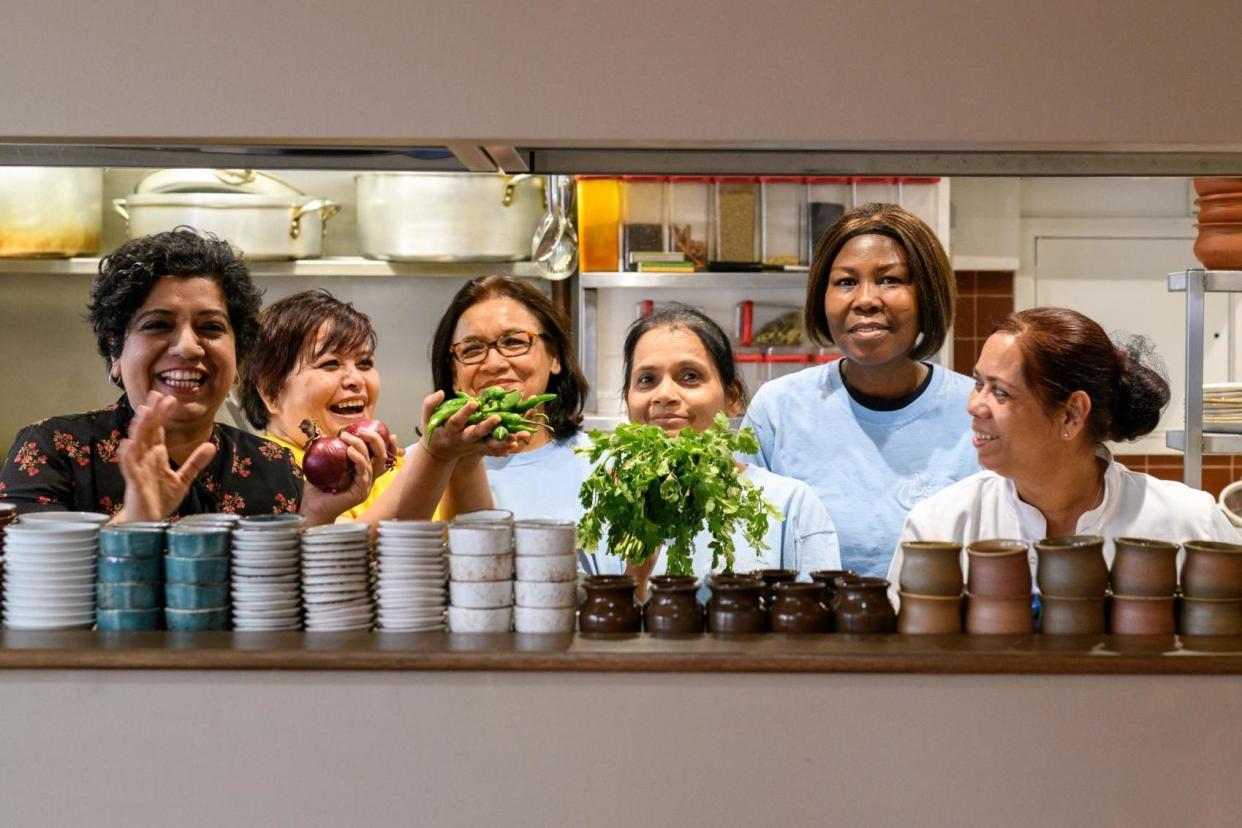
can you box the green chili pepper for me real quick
[492,426,509,441]
[424,396,472,444]
[513,393,557,413]
[500,389,522,410]
[481,386,507,403]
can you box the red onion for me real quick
[302,434,355,494]
[343,418,391,446]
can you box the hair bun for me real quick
[1109,336,1170,442]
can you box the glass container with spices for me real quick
[620,175,667,270]
[667,176,713,270]
[805,177,850,260]
[714,177,760,265]
[576,175,621,272]
[760,176,807,267]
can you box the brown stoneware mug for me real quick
[966,539,1032,598]
[833,577,897,633]
[1110,594,1176,635]
[964,592,1033,634]
[644,575,705,635]
[706,573,766,634]
[1110,537,1179,597]
[1038,594,1107,635]
[769,581,831,634]
[1034,535,1109,598]
[751,568,797,612]
[1181,540,1242,600]
[897,592,963,634]
[578,575,642,634]
[1179,596,1242,636]
[899,541,963,596]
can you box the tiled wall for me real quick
[1114,455,1241,500]
[952,271,1015,375]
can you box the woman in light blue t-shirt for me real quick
[742,204,979,578]
[600,305,841,588]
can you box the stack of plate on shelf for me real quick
[230,515,304,631]
[3,519,104,630]
[301,523,374,631]
[1203,383,1242,433]
[375,520,447,632]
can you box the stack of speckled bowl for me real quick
[232,515,304,631]
[447,518,514,633]
[164,524,231,631]
[3,513,108,630]
[96,523,166,630]
[301,520,373,631]
[375,520,447,632]
[512,519,578,633]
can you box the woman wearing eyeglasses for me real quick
[430,276,592,526]
[239,289,514,525]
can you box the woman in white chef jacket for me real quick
[889,307,1240,590]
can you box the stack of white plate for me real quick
[3,521,102,630]
[231,516,304,631]
[302,523,374,631]
[375,520,447,632]
[1204,383,1242,433]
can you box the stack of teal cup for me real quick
[96,523,167,630]
[165,525,231,630]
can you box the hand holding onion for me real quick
[300,418,392,493]
[297,426,380,526]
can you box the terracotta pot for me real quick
[966,539,1032,598]
[1193,223,1242,271]
[1038,594,1107,635]
[1110,537,1179,597]
[965,592,1033,634]
[578,575,641,634]
[643,575,704,635]
[899,541,963,596]
[1181,540,1242,599]
[1179,596,1242,636]
[769,582,831,634]
[1194,177,1242,198]
[1035,535,1108,598]
[1110,594,1176,635]
[706,574,766,634]
[834,577,896,633]
[1196,192,1242,224]
[897,592,962,634]
[751,568,797,611]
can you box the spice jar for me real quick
[770,581,831,634]
[576,176,621,272]
[759,176,806,267]
[714,177,760,264]
[667,176,713,270]
[621,175,667,270]
[706,573,766,634]
[578,575,641,634]
[833,577,897,633]
[644,575,705,636]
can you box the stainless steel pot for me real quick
[113,192,339,260]
[355,172,544,261]
[0,167,103,257]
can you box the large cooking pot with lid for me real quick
[113,169,339,260]
[355,172,544,261]
[0,167,103,257]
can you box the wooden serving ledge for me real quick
[2,630,1241,673]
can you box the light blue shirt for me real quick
[741,360,978,578]
[484,431,593,523]
[595,465,841,585]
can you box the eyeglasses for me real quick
[449,331,543,365]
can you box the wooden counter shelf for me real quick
[3,630,1242,673]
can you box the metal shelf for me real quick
[1167,269,1242,293]
[0,256,542,280]
[1166,430,1242,454]
[580,271,808,289]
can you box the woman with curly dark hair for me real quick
[0,229,383,525]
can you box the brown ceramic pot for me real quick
[966,539,1032,598]
[964,592,1033,634]
[643,575,704,635]
[810,569,856,612]
[1038,594,1107,635]
[897,592,962,634]
[1110,537,1179,597]
[833,577,896,634]
[769,582,830,634]
[1194,223,1242,270]
[1194,177,1242,198]
[1035,535,1109,598]
[898,541,963,597]
[1179,596,1242,636]
[578,575,641,634]
[706,574,766,634]
[1181,540,1242,599]
[751,568,797,612]
[1110,594,1176,635]
[1196,192,1242,223]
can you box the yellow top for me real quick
[264,432,403,522]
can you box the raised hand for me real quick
[114,391,217,522]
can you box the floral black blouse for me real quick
[0,396,304,517]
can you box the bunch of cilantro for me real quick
[575,413,783,576]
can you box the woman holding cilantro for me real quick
[588,305,840,586]
[741,204,978,578]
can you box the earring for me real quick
[1063,431,1069,439]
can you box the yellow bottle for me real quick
[577,176,621,272]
